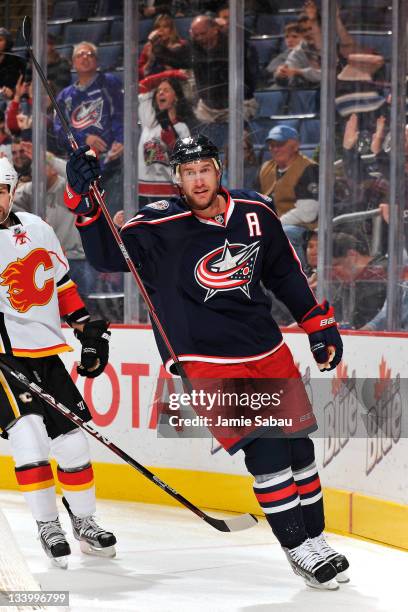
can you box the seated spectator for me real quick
[265,23,303,88]
[47,33,72,95]
[139,14,191,80]
[258,125,319,268]
[190,15,258,123]
[0,109,11,146]
[222,129,258,190]
[139,1,172,18]
[11,137,32,182]
[331,232,387,329]
[12,152,95,300]
[303,229,318,290]
[0,27,26,94]
[54,41,124,213]
[281,13,322,87]
[138,69,193,205]
[6,75,65,155]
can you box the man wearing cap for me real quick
[259,124,319,267]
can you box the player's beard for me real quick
[183,184,219,212]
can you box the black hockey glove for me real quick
[74,320,111,378]
[299,300,343,372]
[67,145,101,195]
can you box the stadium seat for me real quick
[288,89,320,115]
[107,68,123,85]
[97,0,124,17]
[110,19,123,42]
[139,19,154,44]
[52,1,81,20]
[47,20,71,42]
[63,18,111,45]
[254,90,288,117]
[199,123,229,150]
[55,44,73,60]
[249,117,300,145]
[249,36,282,69]
[174,17,193,40]
[254,13,287,36]
[97,42,123,70]
[299,145,318,160]
[299,118,320,146]
[349,31,392,60]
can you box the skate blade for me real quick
[336,570,350,583]
[79,540,116,557]
[50,555,69,569]
[306,578,339,591]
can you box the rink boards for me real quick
[0,327,407,550]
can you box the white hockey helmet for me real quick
[0,156,19,223]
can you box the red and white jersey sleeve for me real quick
[0,212,83,357]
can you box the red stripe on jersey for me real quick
[58,283,85,317]
[57,465,94,486]
[15,464,53,485]
[297,477,321,496]
[124,210,192,229]
[255,482,298,503]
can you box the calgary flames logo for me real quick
[195,239,260,301]
[0,249,54,313]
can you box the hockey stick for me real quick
[20,15,187,382]
[0,356,257,533]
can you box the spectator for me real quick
[11,137,32,182]
[139,14,191,80]
[0,27,26,93]
[54,41,124,213]
[12,152,95,300]
[331,232,387,329]
[139,1,172,18]
[0,109,11,146]
[266,23,303,88]
[281,14,322,87]
[222,129,258,190]
[138,69,193,205]
[258,125,319,268]
[304,230,318,290]
[47,33,71,95]
[190,15,258,123]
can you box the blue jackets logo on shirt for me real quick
[195,239,260,301]
[71,98,103,130]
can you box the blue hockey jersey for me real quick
[54,73,124,154]
[76,188,317,371]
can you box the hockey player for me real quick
[0,157,116,568]
[63,135,349,589]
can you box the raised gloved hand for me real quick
[64,145,101,216]
[74,320,110,378]
[299,300,343,372]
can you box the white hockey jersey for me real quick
[0,212,84,357]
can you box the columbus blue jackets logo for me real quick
[71,98,103,130]
[195,240,260,301]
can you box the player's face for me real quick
[155,81,177,111]
[179,159,220,210]
[0,184,11,225]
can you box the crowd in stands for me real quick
[0,0,404,328]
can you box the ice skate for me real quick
[310,533,350,583]
[37,518,71,569]
[62,497,116,557]
[283,538,338,590]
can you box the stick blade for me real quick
[21,15,32,46]
[205,513,258,532]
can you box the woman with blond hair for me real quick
[139,14,191,79]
